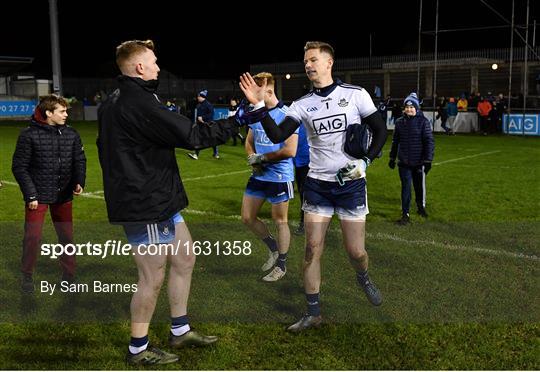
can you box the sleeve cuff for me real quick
[252,100,265,110]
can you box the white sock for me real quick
[170,323,190,337]
[128,341,148,355]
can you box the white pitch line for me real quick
[2,180,106,200]
[182,169,250,182]
[3,173,537,262]
[79,193,105,199]
[433,151,501,166]
[370,232,539,261]
[173,211,540,262]
[183,208,241,220]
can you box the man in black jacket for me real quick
[97,39,239,365]
[187,90,219,159]
[12,95,86,293]
[389,93,435,225]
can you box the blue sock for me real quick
[171,315,190,336]
[129,335,148,355]
[277,253,287,271]
[262,236,278,252]
[306,292,320,316]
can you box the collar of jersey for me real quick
[312,79,340,97]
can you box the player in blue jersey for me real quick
[241,72,298,282]
[239,42,387,332]
[293,124,310,235]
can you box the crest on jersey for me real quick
[163,226,169,236]
[338,98,349,107]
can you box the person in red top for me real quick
[477,97,492,136]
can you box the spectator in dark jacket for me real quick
[493,93,507,133]
[388,92,435,225]
[469,91,481,111]
[436,97,450,135]
[228,98,245,146]
[97,39,239,365]
[12,94,86,293]
[377,95,390,125]
[188,90,219,159]
[390,101,402,125]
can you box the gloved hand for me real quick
[388,159,396,169]
[251,164,265,176]
[423,161,432,174]
[336,157,370,185]
[247,153,267,166]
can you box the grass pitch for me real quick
[0,121,538,369]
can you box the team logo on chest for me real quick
[311,114,347,135]
[338,98,349,107]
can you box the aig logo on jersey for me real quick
[312,114,347,135]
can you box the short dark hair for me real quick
[37,94,68,117]
[304,41,335,59]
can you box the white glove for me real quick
[340,158,370,180]
[247,153,266,166]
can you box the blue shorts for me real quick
[302,177,368,220]
[244,177,294,204]
[122,212,184,245]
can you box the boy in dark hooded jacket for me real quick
[388,93,434,224]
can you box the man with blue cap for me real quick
[188,89,219,159]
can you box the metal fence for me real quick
[251,46,540,74]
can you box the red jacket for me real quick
[477,101,492,117]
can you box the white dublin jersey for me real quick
[286,81,377,181]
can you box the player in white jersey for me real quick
[241,72,298,282]
[239,41,387,332]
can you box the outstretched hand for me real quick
[239,73,265,105]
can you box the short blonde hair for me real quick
[304,41,335,59]
[116,39,155,70]
[253,72,275,87]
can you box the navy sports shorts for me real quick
[244,177,294,204]
[302,177,368,220]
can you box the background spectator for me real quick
[457,94,468,112]
[188,90,219,159]
[477,97,492,135]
